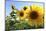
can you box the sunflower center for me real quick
[30,11,38,19]
[20,12,24,17]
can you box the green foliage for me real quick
[5,8,31,30]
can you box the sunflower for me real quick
[17,6,30,20]
[17,10,27,20]
[27,4,44,28]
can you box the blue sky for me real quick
[6,1,32,16]
[6,1,11,16]
[6,0,44,16]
